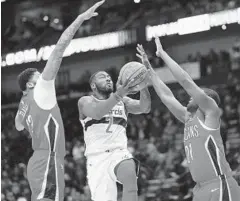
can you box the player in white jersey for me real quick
[78,71,151,201]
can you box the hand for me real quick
[81,0,105,20]
[155,36,164,57]
[136,44,154,85]
[116,78,137,97]
[136,44,149,65]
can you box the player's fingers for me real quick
[136,45,141,52]
[93,0,105,9]
[136,46,143,55]
[137,44,144,53]
[136,53,142,60]
[92,12,98,17]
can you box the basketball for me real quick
[119,61,148,93]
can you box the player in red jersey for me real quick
[14,1,105,201]
[136,38,240,201]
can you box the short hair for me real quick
[89,71,107,85]
[17,68,38,91]
[202,88,221,106]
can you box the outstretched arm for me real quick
[136,44,186,123]
[42,0,104,81]
[154,37,220,115]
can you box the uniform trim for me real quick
[204,135,232,201]
[204,135,219,176]
[84,116,127,131]
[37,154,51,199]
[197,117,220,131]
[54,154,59,201]
[37,114,59,200]
[225,175,232,201]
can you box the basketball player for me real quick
[14,1,105,201]
[136,38,240,201]
[78,69,151,201]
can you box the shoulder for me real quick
[78,96,94,107]
[78,96,93,120]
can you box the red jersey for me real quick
[17,90,65,158]
[183,114,232,183]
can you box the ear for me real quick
[26,81,34,89]
[91,83,96,90]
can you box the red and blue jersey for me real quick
[184,115,232,183]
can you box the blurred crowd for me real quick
[2,0,240,54]
[2,70,240,201]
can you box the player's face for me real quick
[187,97,198,112]
[94,72,113,94]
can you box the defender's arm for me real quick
[136,44,186,122]
[155,37,220,115]
[42,1,104,81]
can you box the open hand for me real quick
[82,0,105,20]
[136,44,155,84]
[136,44,149,64]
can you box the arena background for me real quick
[1,0,240,200]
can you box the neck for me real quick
[93,92,110,100]
[23,89,30,95]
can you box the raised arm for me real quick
[42,0,104,81]
[154,37,220,115]
[78,79,135,120]
[136,44,186,123]
[123,88,151,114]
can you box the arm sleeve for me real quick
[33,74,57,110]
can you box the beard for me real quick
[96,84,113,96]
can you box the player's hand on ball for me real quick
[116,78,137,97]
[155,37,164,57]
[82,0,105,20]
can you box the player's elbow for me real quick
[142,105,151,114]
[15,121,24,131]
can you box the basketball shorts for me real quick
[193,175,240,201]
[27,150,65,201]
[86,148,139,201]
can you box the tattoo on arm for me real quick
[42,15,85,80]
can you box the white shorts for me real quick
[86,148,134,201]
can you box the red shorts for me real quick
[193,175,240,201]
[27,151,65,201]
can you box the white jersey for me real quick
[80,96,128,156]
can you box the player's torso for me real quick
[183,114,232,183]
[81,97,128,156]
[21,91,65,157]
